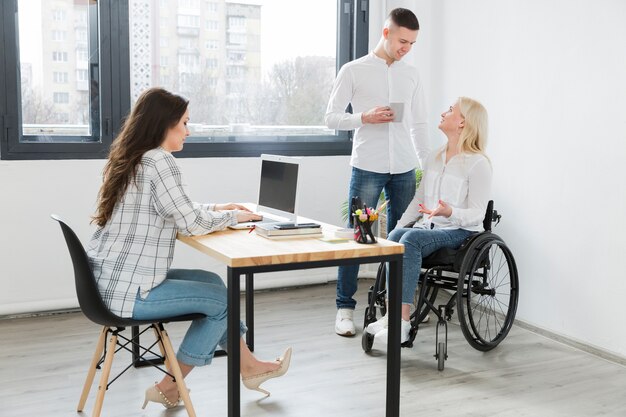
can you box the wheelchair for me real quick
[361,201,519,371]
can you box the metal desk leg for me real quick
[386,257,402,417]
[227,267,241,417]
[245,273,254,351]
[132,325,165,367]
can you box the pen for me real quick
[377,200,389,213]
[248,225,255,234]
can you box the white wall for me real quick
[0,156,351,315]
[392,0,626,358]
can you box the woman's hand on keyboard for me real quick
[236,211,263,223]
[215,203,251,212]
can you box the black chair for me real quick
[51,215,204,417]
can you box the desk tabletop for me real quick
[177,207,404,268]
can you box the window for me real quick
[227,51,245,63]
[52,51,68,62]
[206,39,219,50]
[1,0,111,159]
[53,72,69,84]
[228,16,246,32]
[228,33,246,46]
[76,69,88,82]
[178,0,200,9]
[206,20,218,31]
[180,38,198,50]
[76,49,88,63]
[53,92,70,104]
[226,66,245,77]
[178,54,200,71]
[52,9,66,21]
[206,1,218,13]
[51,30,67,42]
[177,15,199,28]
[1,0,366,160]
[75,28,88,43]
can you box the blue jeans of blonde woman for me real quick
[336,167,416,309]
[132,268,247,367]
[387,227,475,304]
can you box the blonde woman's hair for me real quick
[457,96,488,155]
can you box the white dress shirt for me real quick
[325,51,429,174]
[395,148,493,232]
[87,147,237,317]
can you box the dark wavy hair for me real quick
[92,88,188,227]
[388,8,419,31]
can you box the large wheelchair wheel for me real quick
[457,234,519,351]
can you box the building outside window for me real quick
[1,0,366,159]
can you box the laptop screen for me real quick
[258,159,299,216]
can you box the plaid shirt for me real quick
[87,147,237,317]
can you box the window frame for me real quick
[0,0,369,160]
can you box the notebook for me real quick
[229,154,301,230]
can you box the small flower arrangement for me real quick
[351,198,387,244]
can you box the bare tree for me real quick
[20,85,56,124]
[162,56,335,129]
[264,56,335,125]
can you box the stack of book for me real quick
[254,222,323,239]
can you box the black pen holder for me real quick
[353,214,377,244]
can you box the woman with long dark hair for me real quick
[88,88,291,408]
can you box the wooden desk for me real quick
[178,214,404,417]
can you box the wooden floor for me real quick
[2,280,626,417]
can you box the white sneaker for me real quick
[335,309,356,336]
[371,319,413,344]
[421,314,430,324]
[401,319,412,343]
[366,314,388,335]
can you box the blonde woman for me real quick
[366,97,492,343]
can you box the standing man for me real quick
[325,8,429,336]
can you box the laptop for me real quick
[229,154,301,229]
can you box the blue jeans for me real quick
[336,167,416,309]
[387,228,475,304]
[132,269,247,367]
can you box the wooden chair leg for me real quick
[77,327,108,412]
[152,325,172,373]
[157,326,197,417]
[92,331,118,417]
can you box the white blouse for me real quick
[394,148,492,232]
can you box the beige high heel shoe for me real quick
[242,347,292,397]
[142,383,180,409]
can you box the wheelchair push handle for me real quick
[483,200,502,232]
